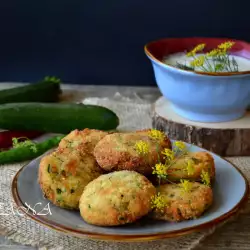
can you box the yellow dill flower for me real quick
[161,148,175,161]
[207,48,226,57]
[152,163,168,177]
[186,159,195,175]
[201,170,211,186]
[148,129,165,140]
[206,49,219,57]
[134,140,149,155]
[186,51,194,57]
[195,43,206,51]
[179,179,193,192]
[174,141,186,151]
[186,43,206,57]
[218,49,227,56]
[190,55,205,67]
[218,41,235,51]
[151,192,168,211]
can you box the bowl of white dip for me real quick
[144,37,250,123]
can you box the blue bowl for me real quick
[145,37,250,123]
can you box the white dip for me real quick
[163,52,250,72]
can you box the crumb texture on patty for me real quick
[151,182,213,222]
[38,148,103,209]
[38,127,215,226]
[93,129,172,175]
[79,170,156,226]
[166,151,215,182]
[59,128,109,155]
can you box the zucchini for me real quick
[0,76,61,104]
[0,103,119,133]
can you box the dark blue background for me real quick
[0,0,249,85]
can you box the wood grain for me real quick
[153,97,250,156]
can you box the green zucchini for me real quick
[0,103,119,133]
[0,76,61,104]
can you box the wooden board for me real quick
[152,97,250,156]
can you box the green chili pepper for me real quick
[0,135,64,164]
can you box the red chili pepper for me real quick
[0,130,44,149]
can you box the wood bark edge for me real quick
[152,111,250,157]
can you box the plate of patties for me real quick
[12,128,249,242]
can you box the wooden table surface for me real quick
[0,83,160,249]
[0,83,244,250]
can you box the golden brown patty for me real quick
[59,128,109,155]
[150,182,213,222]
[93,129,172,175]
[79,170,156,226]
[150,151,215,184]
[167,152,215,181]
[38,148,103,209]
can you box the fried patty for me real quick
[59,128,109,155]
[93,129,172,175]
[149,151,215,185]
[38,147,103,209]
[79,170,156,226]
[150,182,213,222]
[167,152,215,181]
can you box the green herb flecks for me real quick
[56,188,62,194]
[47,164,51,173]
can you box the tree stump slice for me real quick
[152,97,250,156]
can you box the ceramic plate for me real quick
[12,140,249,242]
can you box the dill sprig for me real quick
[152,140,190,181]
[134,140,149,155]
[12,137,38,153]
[175,62,194,71]
[175,41,239,73]
[151,192,169,212]
[179,179,193,193]
[200,170,211,186]
[133,129,212,211]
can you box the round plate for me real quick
[12,141,249,242]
